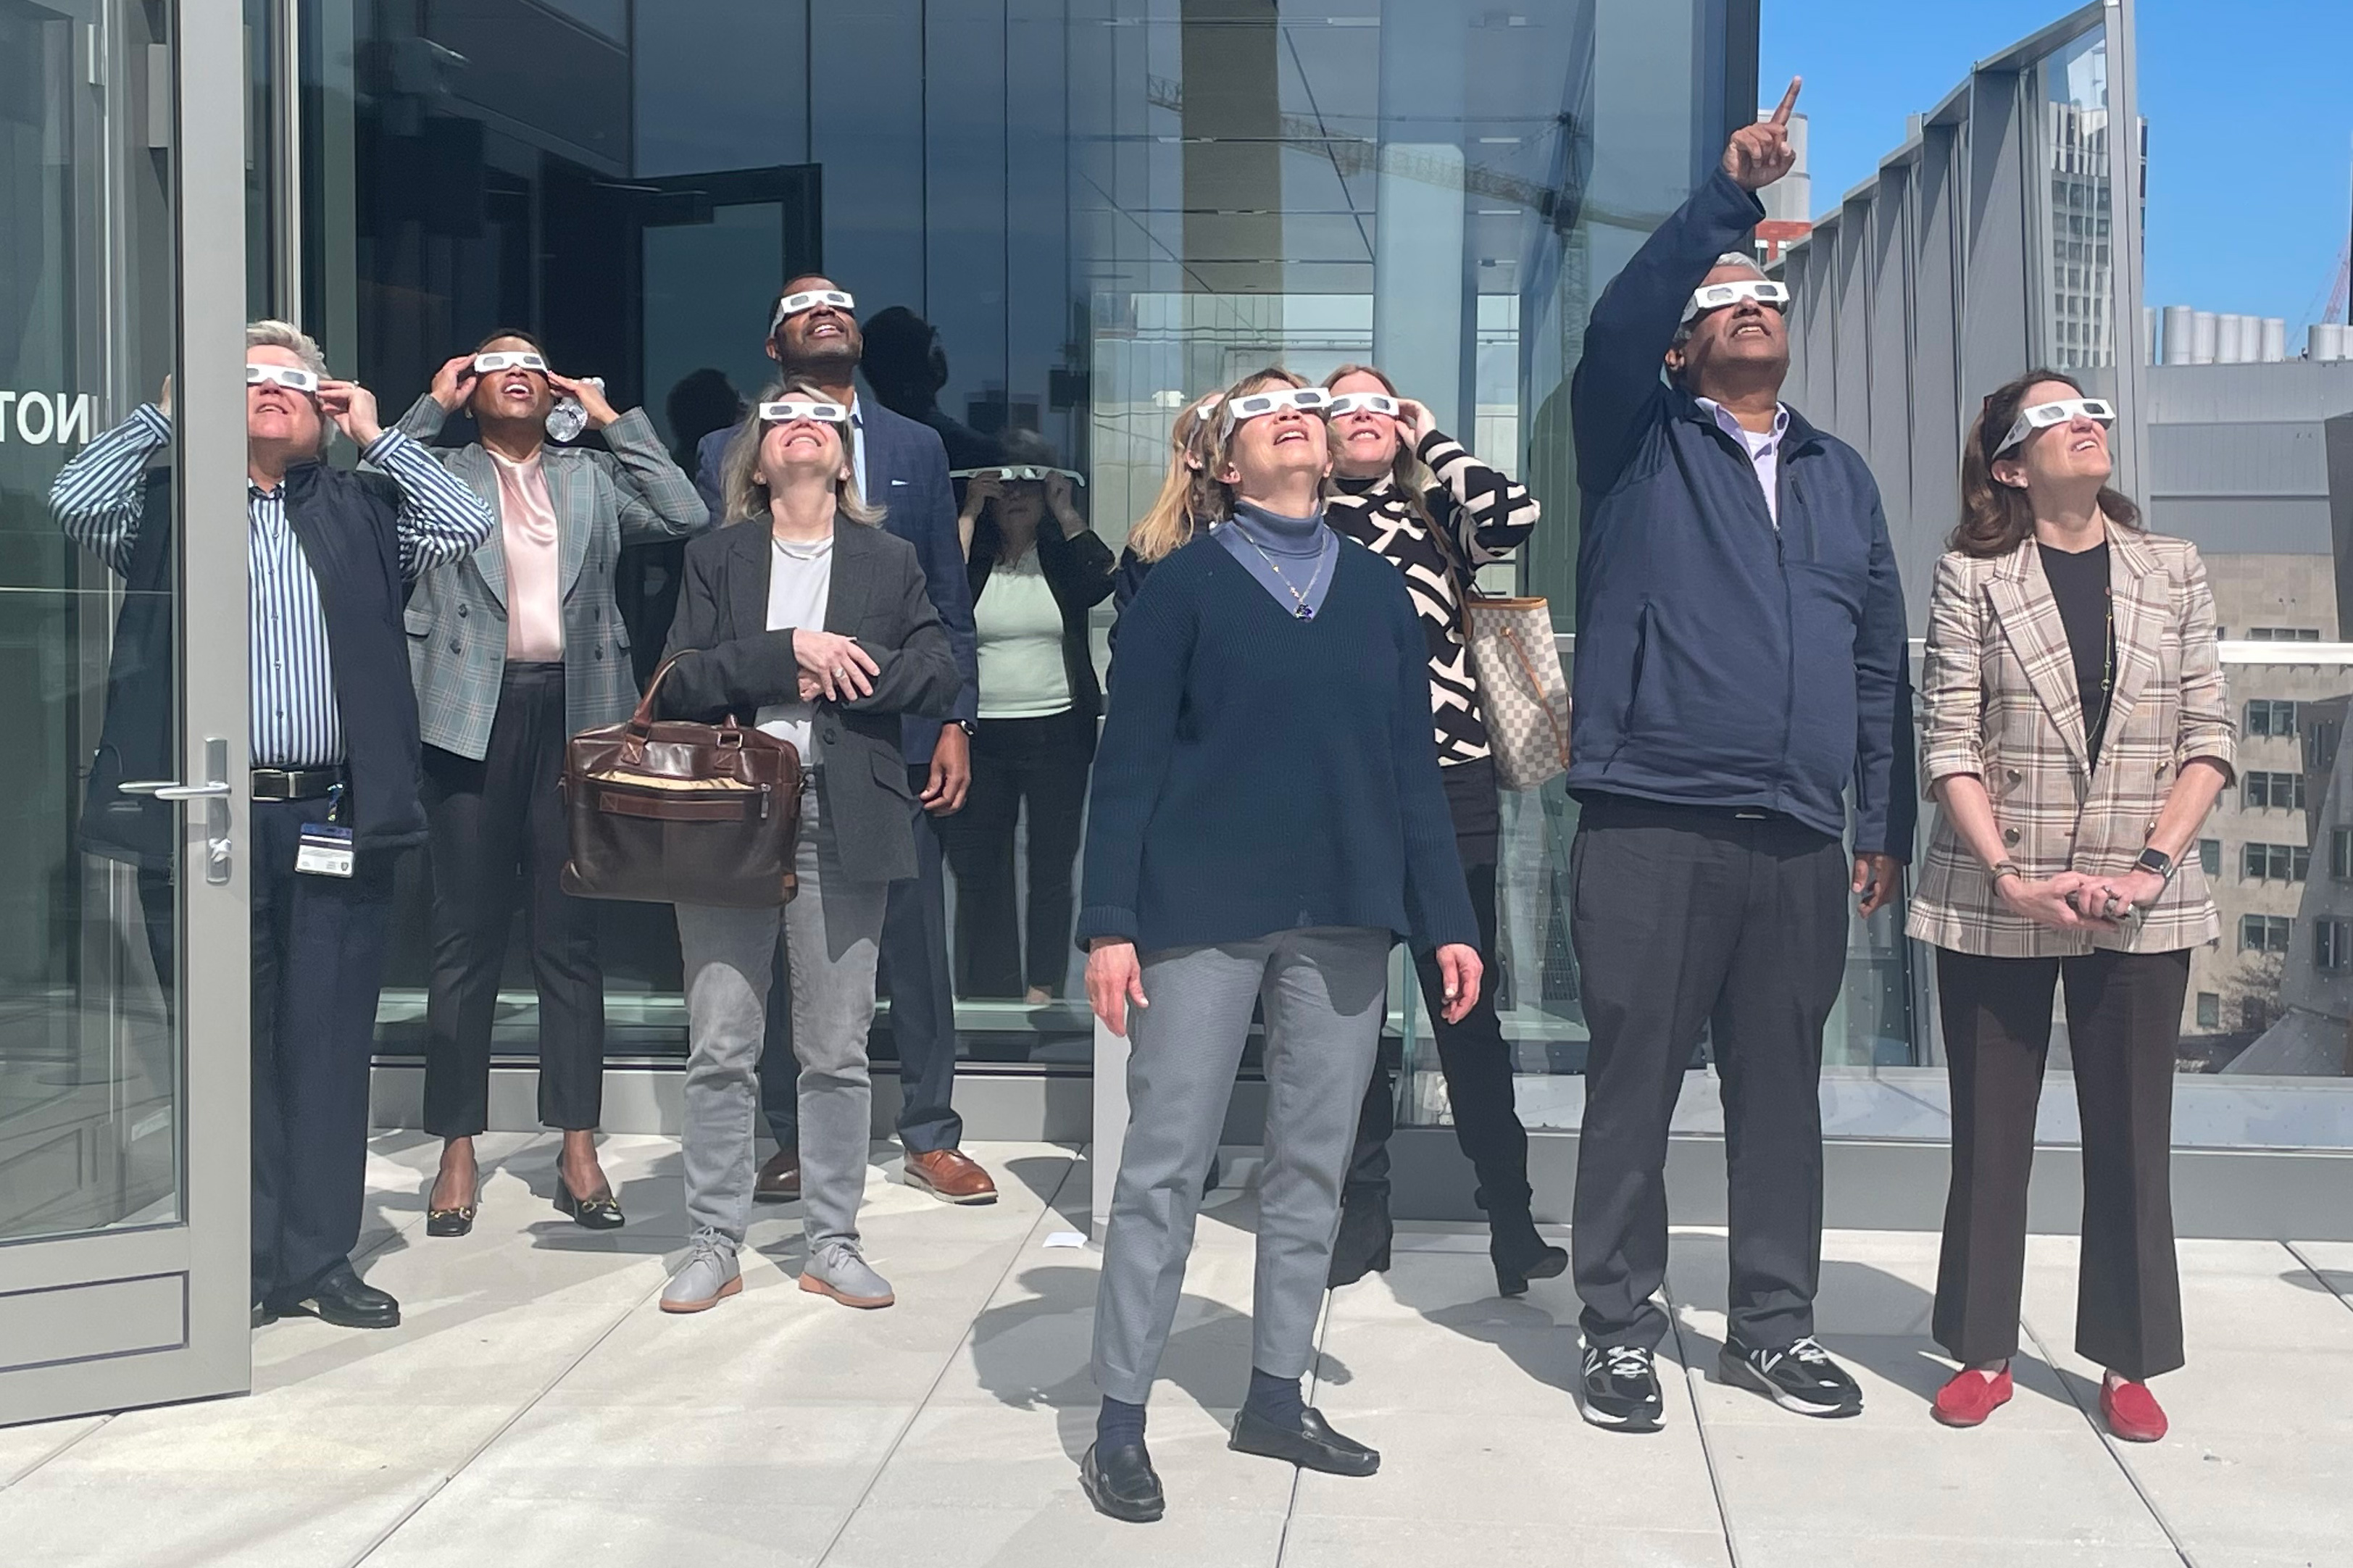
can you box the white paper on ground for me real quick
[1043,1231,1088,1249]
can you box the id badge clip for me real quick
[296,783,355,877]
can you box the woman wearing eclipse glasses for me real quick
[1075,366,1480,1522]
[396,330,706,1238]
[946,432,1117,1001]
[1316,362,1561,1300]
[1908,369,2233,1440]
[653,383,960,1315]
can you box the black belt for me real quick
[251,767,344,801]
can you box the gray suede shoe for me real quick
[660,1230,742,1314]
[799,1240,894,1309]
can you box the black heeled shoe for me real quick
[554,1172,625,1230]
[1491,1213,1567,1298]
[1326,1190,1394,1290]
[425,1174,478,1238]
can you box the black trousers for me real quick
[1569,795,1848,1352]
[419,663,604,1137]
[1933,946,2189,1380]
[1344,759,1534,1215]
[939,709,1092,997]
[249,798,398,1301]
[762,760,963,1154]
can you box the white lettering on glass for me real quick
[0,391,99,446]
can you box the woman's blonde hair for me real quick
[1125,393,1225,564]
[720,379,886,528]
[1202,365,1315,519]
[1320,362,1436,533]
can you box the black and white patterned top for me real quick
[1325,430,1539,768]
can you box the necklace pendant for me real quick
[1296,604,1315,620]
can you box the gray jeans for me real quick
[676,775,888,1253]
[1092,926,1391,1405]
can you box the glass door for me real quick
[0,0,255,1427]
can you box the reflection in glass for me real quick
[0,0,182,1240]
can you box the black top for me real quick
[2038,539,2114,770]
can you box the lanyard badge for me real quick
[296,783,354,877]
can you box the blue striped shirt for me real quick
[51,403,494,767]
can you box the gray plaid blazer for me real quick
[397,396,709,760]
[1906,525,2236,958]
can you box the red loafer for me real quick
[1932,1365,2012,1427]
[2099,1377,2168,1443]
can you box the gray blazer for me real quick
[657,517,962,885]
[397,396,709,759]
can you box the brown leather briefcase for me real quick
[558,656,803,907]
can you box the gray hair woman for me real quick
[654,380,961,1315]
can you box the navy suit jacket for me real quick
[697,396,978,762]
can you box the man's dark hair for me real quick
[473,326,548,356]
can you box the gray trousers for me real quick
[1092,926,1391,1405]
[676,775,888,1254]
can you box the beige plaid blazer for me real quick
[1905,525,2235,957]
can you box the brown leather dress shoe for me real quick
[903,1148,998,1205]
[754,1147,801,1203]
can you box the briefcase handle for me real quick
[620,654,752,764]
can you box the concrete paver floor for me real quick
[0,1134,2343,1567]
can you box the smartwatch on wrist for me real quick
[2135,846,2177,884]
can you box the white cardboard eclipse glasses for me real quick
[1324,391,1401,419]
[1680,278,1790,325]
[246,363,320,395]
[472,351,549,375]
[770,290,856,331]
[1220,385,1331,430]
[758,399,851,424]
[1995,397,2115,456]
[950,465,1087,487]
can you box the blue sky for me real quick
[1762,0,2353,333]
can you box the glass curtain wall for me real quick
[291,0,1745,1080]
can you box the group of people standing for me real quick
[50,74,2229,1530]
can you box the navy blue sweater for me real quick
[1075,531,1478,956]
[1567,170,1917,856]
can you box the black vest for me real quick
[83,462,429,867]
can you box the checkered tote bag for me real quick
[1463,590,1572,792]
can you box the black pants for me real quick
[419,663,604,1136]
[940,709,1092,998]
[249,798,398,1301]
[762,760,962,1153]
[1344,759,1534,1215]
[1569,795,1848,1352]
[1933,946,2189,1380]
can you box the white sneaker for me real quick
[660,1230,742,1314]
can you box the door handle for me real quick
[118,738,235,883]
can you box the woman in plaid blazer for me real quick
[396,331,707,1238]
[1907,370,2235,1443]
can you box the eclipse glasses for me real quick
[771,289,856,332]
[1324,391,1401,419]
[1680,278,1790,325]
[758,399,851,424]
[1994,397,2115,457]
[246,363,320,395]
[1220,385,1331,431]
[472,351,549,375]
[951,465,1087,487]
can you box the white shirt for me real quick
[846,395,868,508]
[1696,398,1791,527]
[755,533,835,764]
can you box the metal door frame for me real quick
[0,0,252,1428]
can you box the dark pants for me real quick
[249,798,398,1302]
[1344,759,1533,1215]
[419,663,604,1137]
[1569,795,1848,1353]
[940,709,1092,997]
[762,761,962,1154]
[1933,946,2189,1380]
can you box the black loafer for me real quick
[269,1262,400,1330]
[1080,1440,1165,1523]
[1228,1406,1380,1477]
[554,1175,625,1230]
[425,1198,477,1238]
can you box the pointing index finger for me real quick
[1769,76,1802,127]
